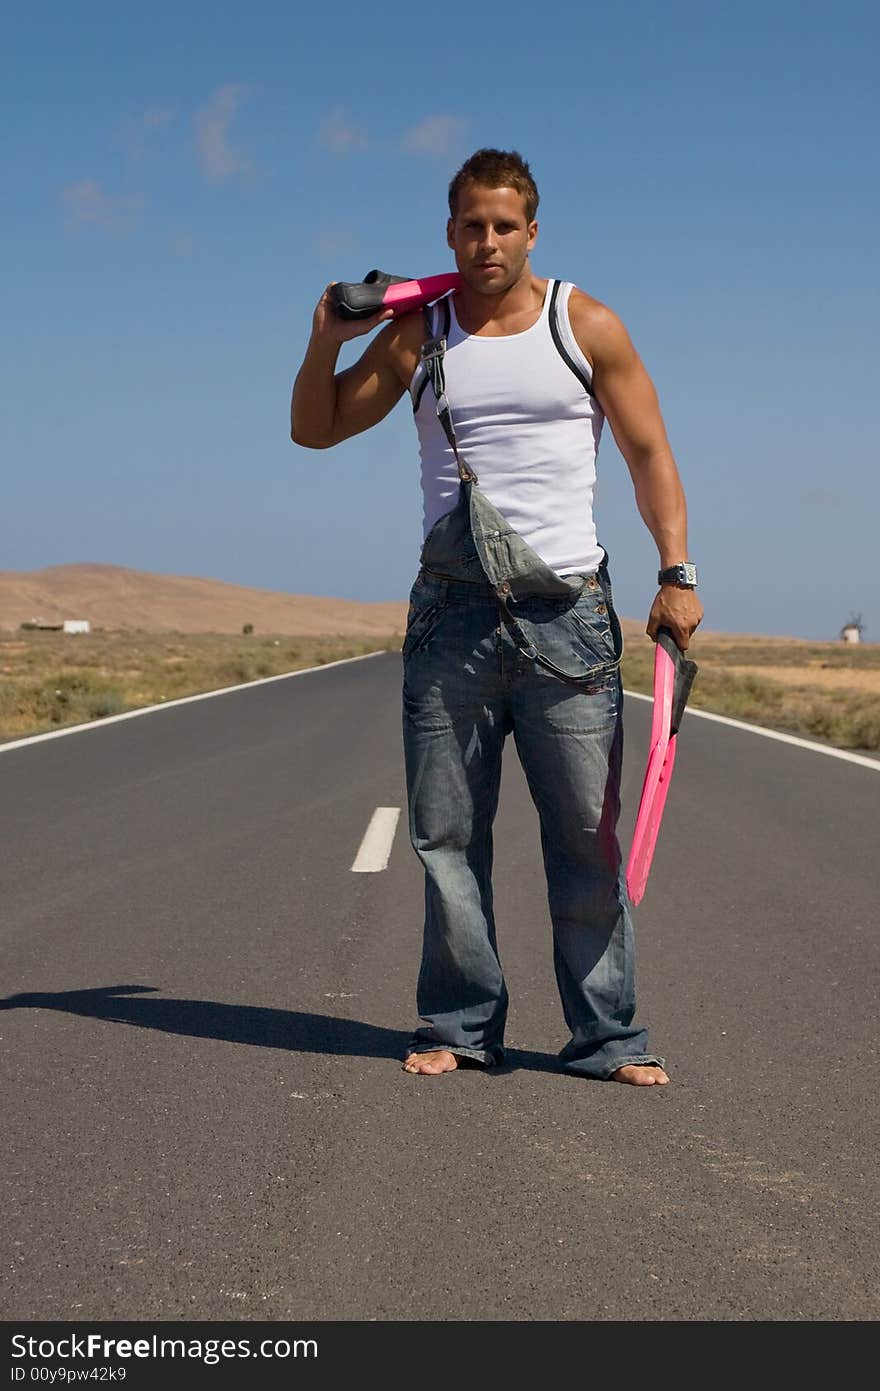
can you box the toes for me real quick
[401,1050,458,1075]
[402,1053,435,1074]
[611,1064,671,1086]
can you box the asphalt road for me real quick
[1,652,878,1322]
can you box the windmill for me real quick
[840,611,865,644]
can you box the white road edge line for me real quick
[0,649,388,755]
[351,807,401,873]
[624,689,880,771]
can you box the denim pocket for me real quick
[402,587,447,661]
[565,591,618,665]
[508,592,617,687]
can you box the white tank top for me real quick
[410,279,606,576]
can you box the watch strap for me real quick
[658,562,698,588]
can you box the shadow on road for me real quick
[0,985,560,1073]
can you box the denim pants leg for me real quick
[505,574,665,1078]
[401,565,664,1079]
[402,573,510,1066]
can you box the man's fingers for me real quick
[345,308,393,338]
[357,307,395,333]
[646,618,691,650]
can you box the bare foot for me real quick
[402,1050,459,1075]
[611,1064,670,1086]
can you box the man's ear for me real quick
[528,219,538,250]
[446,217,455,249]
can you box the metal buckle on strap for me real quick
[420,337,447,362]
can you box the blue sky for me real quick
[2,0,877,640]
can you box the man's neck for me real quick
[453,269,547,337]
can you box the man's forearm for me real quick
[628,449,690,567]
[290,338,342,447]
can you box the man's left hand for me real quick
[646,586,703,651]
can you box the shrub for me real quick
[88,690,126,719]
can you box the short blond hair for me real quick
[448,148,539,222]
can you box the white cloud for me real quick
[800,487,847,510]
[315,109,466,160]
[317,108,371,154]
[401,114,468,157]
[194,83,252,180]
[61,179,144,230]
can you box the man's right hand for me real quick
[291,284,413,448]
[646,586,703,651]
[311,282,393,345]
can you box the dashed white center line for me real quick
[351,806,401,872]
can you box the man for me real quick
[291,149,702,1086]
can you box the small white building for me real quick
[62,620,91,634]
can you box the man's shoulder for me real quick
[561,284,629,364]
[564,284,622,333]
[373,306,426,351]
[371,305,428,388]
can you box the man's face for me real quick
[446,183,537,294]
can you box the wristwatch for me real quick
[657,562,698,588]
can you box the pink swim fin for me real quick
[330,270,461,320]
[625,628,698,906]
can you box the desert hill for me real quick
[0,561,671,641]
[0,563,412,637]
[0,562,857,647]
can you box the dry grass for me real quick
[2,628,878,753]
[621,635,880,752]
[0,629,403,741]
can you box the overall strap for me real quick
[420,298,477,484]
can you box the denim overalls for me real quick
[401,300,664,1079]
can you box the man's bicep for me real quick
[591,325,671,464]
[330,329,408,444]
